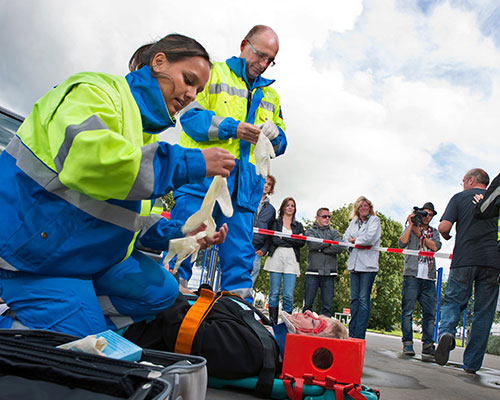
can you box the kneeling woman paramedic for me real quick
[0,34,234,336]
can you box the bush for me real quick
[486,335,500,356]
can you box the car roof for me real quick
[0,106,24,152]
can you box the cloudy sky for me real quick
[2,0,500,263]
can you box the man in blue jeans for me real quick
[398,202,441,357]
[303,207,344,317]
[437,168,500,373]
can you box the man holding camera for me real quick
[398,202,441,357]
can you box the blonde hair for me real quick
[317,317,348,339]
[352,196,375,220]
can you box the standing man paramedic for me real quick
[171,25,288,300]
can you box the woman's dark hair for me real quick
[278,197,296,219]
[129,33,210,72]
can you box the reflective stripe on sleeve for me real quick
[54,115,108,172]
[480,186,500,213]
[208,115,225,140]
[126,142,158,200]
[6,136,150,232]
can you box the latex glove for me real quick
[258,120,279,140]
[163,231,207,273]
[254,133,276,177]
[181,175,233,238]
[58,335,107,356]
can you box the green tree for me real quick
[161,192,175,211]
[368,212,404,331]
[253,204,406,331]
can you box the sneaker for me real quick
[435,333,455,365]
[402,342,415,356]
[463,366,477,374]
[422,343,436,357]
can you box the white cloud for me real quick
[1,0,499,273]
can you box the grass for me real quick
[367,329,472,348]
[367,328,422,340]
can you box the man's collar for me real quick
[226,57,275,89]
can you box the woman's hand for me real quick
[201,148,235,177]
[207,223,228,246]
[185,223,228,250]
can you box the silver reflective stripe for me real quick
[0,256,19,271]
[126,142,158,200]
[230,287,253,299]
[260,100,275,113]
[209,83,248,99]
[6,136,60,188]
[208,115,225,140]
[480,186,500,213]
[54,115,108,172]
[138,213,163,238]
[98,296,135,329]
[181,100,205,114]
[6,136,149,232]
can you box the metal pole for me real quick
[200,248,209,287]
[462,307,467,347]
[433,267,443,342]
[208,245,219,289]
[210,245,220,291]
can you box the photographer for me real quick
[398,202,441,357]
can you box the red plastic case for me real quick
[281,334,365,385]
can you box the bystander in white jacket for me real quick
[343,215,381,272]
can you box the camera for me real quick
[411,206,428,225]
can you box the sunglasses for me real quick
[318,215,331,219]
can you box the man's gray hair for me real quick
[244,25,278,42]
[465,168,490,186]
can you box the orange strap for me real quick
[174,288,222,354]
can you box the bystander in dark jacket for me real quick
[303,208,344,317]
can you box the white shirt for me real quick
[263,227,301,276]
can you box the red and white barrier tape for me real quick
[253,228,453,260]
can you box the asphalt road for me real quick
[206,332,500,399]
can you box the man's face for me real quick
[462,175,474,190]
[263,177,273,195]
[316,210,331,227]
[287,310,327,335]
[421,209,435,226]
[240,31,279,80]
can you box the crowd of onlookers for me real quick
[252,168,500,374]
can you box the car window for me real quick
[0,107,24,152]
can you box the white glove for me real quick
[163,231,207,273]
[258,120,279,140]
[254,134,276,177]
[181,175,233,238]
